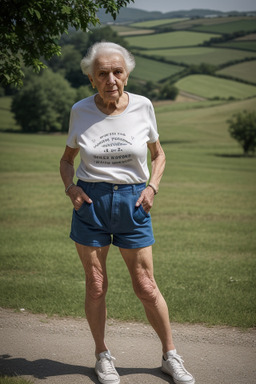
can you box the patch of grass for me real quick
[111,25,154,36]
[131,55,184,82]
[171,17,256,31]
[1,97,256,328]
[125,31,220,49]
[216,41,256,51]
[193,19,256,34]
[0,97,21,131]
[153,99,227,112]
[0,377,33,384]
[140,46,256,66]
[217,60,256,84]
[175,74,256,99]
[130,18,189,29]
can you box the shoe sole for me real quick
[97,379,120,384]
[161,366,195,384]
[95,370,120,384]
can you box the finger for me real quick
[82,192,92,204]
[135,194,144,207]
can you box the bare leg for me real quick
[76,243,110,355]
[120,246,175,354]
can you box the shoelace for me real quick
[167,354,189,377]
[101,353,117,374]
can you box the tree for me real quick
[48,44,87,88]
[227,110,256,156]
[158,84,179,101]
[0,0,133,87]
[76,85,95,102]
[11,69,76,132]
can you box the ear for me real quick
[125,75,129,86]
[88,74,95,89]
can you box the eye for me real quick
[114,70,123,76]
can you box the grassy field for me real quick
[115,15,256,95]
[217,60,256,84]
[0,378,32,384]
[175,74,256,99]
[216,41,256,51]
[0,96,256,328]
[168,16,256,30]
[139,46,256,66]
[125,31,220,49]
[131,55,184,82]
[0,97,20,131]
[235,33,256,40]
[130,18,189,28]
[111,25,154,36]
[193,19,256,34]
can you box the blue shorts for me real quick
[70,180,155,249]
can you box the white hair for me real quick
[80,42,135,76]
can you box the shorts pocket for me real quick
[133,204,150,224]
[75,202,92,222]
[76,202,104,229]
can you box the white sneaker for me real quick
[162,350,195,384]
[95,350,120,384]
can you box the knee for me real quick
[133,270,158,305]
[86,266,108,301]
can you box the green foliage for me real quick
[126,79,153,98]
[227,110,256,155]
[189,63,217,75]
[59,29,89,54]
[11,70,76,132]
[48,44,87,88]
[0,0,133,87]
[126,80,178,101]
[158,84,179,100]
[76,85,95,102]
[86,25,129,48]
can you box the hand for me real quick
[135,186,155,213]
[67,185,92,211]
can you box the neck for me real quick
[95,93,128,115]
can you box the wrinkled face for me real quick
[89,53,129,104]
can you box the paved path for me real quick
[0,308,255,384]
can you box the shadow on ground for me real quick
[0,354,173,383]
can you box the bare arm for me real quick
[60,146,92,210]
[135,139,166,212]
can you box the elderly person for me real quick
[60,42,195,384]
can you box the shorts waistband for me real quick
[77,180,146,194]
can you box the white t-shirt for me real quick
[66,92,159,184]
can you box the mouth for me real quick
[106,89,118,94]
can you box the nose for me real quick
[107,72,115,85]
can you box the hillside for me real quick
[112,13,256,101]
[97,7,256,24]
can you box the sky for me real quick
[127,0,256,13]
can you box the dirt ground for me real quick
[0,308,255,384]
